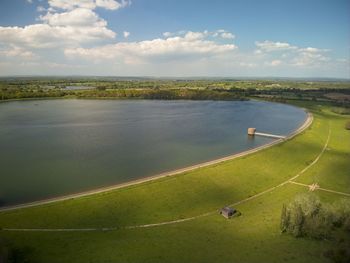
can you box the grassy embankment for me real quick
[0,101,349,263]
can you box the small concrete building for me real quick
[247,128,256,136]
[220,207,236,219]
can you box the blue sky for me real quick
[0,0,349,78]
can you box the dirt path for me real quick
[4,117,336,233]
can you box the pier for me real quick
[248,128,286,139]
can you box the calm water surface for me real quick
[0,99,306,206]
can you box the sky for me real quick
[0,0,349,78]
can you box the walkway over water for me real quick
[255,132,286,139]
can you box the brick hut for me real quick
[220,207,237,219]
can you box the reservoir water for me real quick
[0,99,306,207]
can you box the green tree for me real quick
[280,204,289,232]
[292,204,304,237]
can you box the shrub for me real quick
[280,194,350,239]
[331,107,350,115]
[0,238,35,263]
[345,121,350,130]
[0,238,9,263]
[324,248,350,263]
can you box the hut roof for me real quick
[221,207,236,214]
[220,206,238,219]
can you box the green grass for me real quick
[295,109,350,193]
[0,101,349,263]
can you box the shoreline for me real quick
[0,96,247,104]
[0,110,313,213]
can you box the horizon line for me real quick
[0,75,349,81]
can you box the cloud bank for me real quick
[0,0,348,78]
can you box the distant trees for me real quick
[75,88,247,101]
[0,87,68,100]
[0,78,349,103]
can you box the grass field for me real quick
[0,100,349,263]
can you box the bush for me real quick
[324,248,350,263]
[0,239,35,263]
[345,121,350,130]
[0,238,9,263]
[280,194,350,239]
[331,107,350,115]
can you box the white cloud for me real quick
[0,23,116,49]
[220,32,235,39]
[0,45,37,59]
[0,6,117,49]
[0,24,56,48]
[162,29,235,41]
[0,1,129,50]
[163,32,172,38]
[292,51,329,67]
[37,6,47,12]
[96,0,130,10]
[184,31,206,40]
[26,0,33,3]
[123,31,130,38]
[255,40,297,52]
[40,8,107,27]
[65,30,237,64]
[48,0,96,10]
[297,47,330,53]
[162,30,187,38]
[47,0,131,11]
[282,44,329,67]
[266,60,282,66]
[254,40,333,68]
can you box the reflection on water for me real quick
[0,99,306,206]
